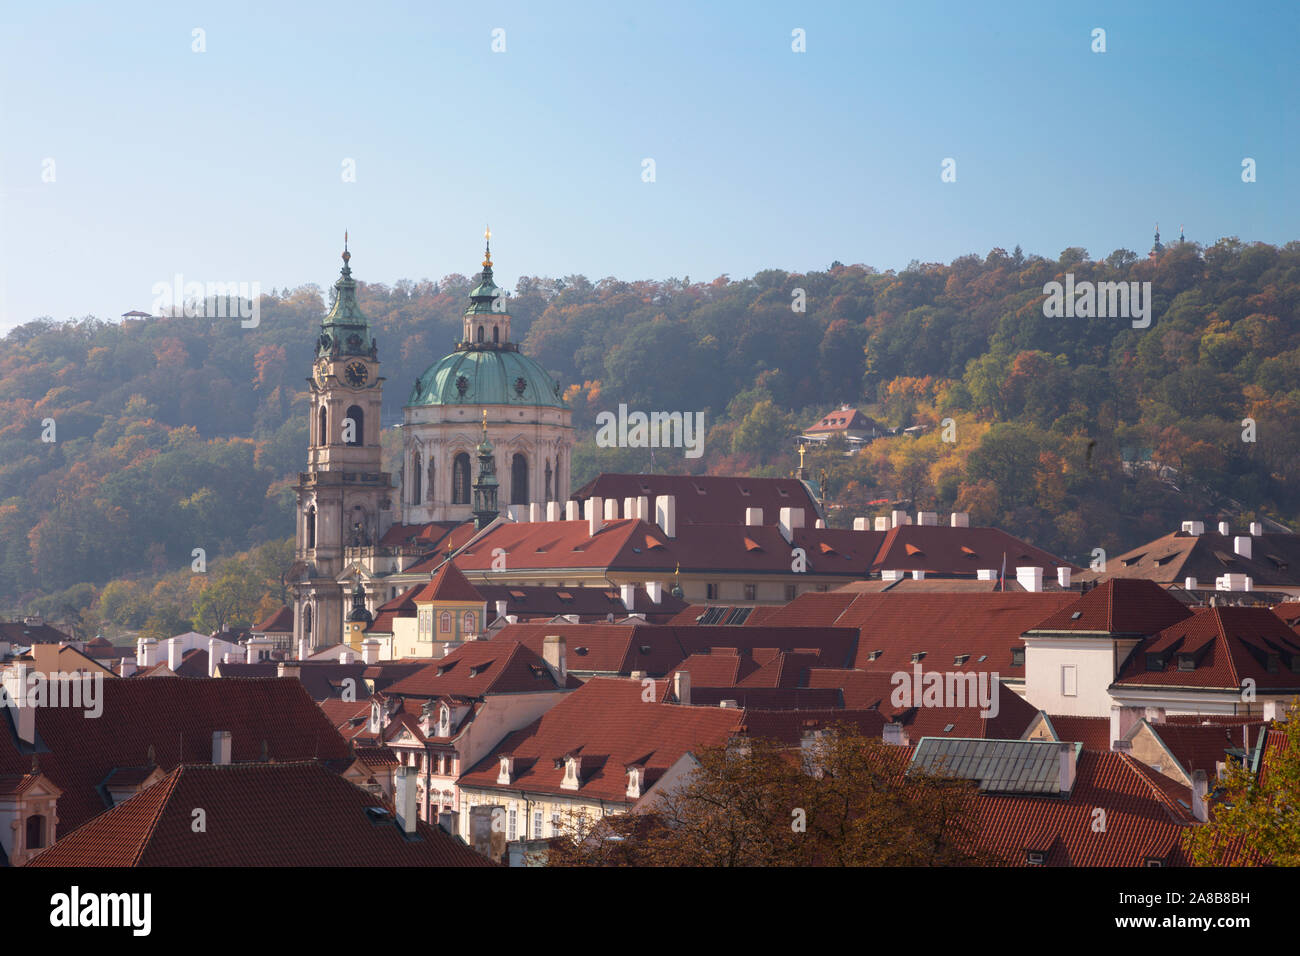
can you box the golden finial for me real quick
[342,229,351,264]
[483,225,492,270]
[798,442,807,468]
[481,408,488,435]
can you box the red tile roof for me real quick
[739,709,886,743]
[1096,530,1300,589]
[253,606,294,633]
[0,621,73,645]
[0,677,350,838]
[378,520,466,549]
[971,751,1196,865]
[26,761,492,867]
[1039,715,1112,751]
[571,473,823,528]
[412,561,485,604]
[870,525,1076,577]
[380,640,573,698]
[458,677,745,802]
[1030,579,1192,635]
[766,591,1077,675]
[804,407,882,435]
[1147,720,1266,777]
[1114,606,1300,690]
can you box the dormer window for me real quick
[438,705,450,735]
[497,755,514,785]
[1026,850,1045,865]
[1177,653,1196,672]
[1011,648,1025,667]
[1146,653,1166,671]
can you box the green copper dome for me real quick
[408,347,566,408]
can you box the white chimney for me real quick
[208,637,221,677]
[718,699,739,709]
[620,583,636,609]
[223,653,233,664]
[1110,706,1144,748]
[1056,566,1071,588]
[891,509,907,528]
[778,506,804,544]
[339,650,354,665]
[298,636,310,661]
[1263,699,1287,722]
[1218,521,1230,535]
[1016,567,1044,592]
[852,517,868,530]
[362,639,381,665]
[588,496,604,535]
[167,637,183,672]
[546,501,560,522]
[977,569,997,581]
[882,722,909,747]
[495,600,508,620]
[1250,521,1263,536]
[746,507,764,526]
[395,766,418,835]
[604,498,619,521]
[646,581,663,604]
[1191,769,1208,823]
[874,516,889,531]
[138,638,157,668]
[814,519,825,529]
[623,497,636,518]
[119,658,136,678]
[245,641,258,664]
[655,495,677,538]
[1058,742,1077,792]
[565,500,579,520]
[2,664,35,744]
[881,569,903,581]
[1234,536,1252,560]
[529,502,540,522]
[212,730,232,765]
[1185,576,1198,590]
[950,512,970,528]
[911,570,925,580]
[672,670,691,706]
[634,495,650,520]
[543,634,566,683]
[1181,521,1205,536]
[916,511,937,526]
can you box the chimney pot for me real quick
[546,500,560,522]
[565,500,579,521]
[1218,521,1230,535]
[950,512,970,528]
[1056,566,1071,588]
[604,498,619,521]
[672,670,691,706]
[588,497,605,535]
[746,507,763,527]
[655,495,677,538]
[212,730,232,765]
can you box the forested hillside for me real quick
[4,237,1298,631]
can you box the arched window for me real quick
[306,507,316,549]
[25,814,45,850]
[462,611,476,633]
[344,405,363,446]
[511,453,528,505]
[452,453,471,504]
[317,406,328,446]
[439,611,451,634]
[303,604,313,642]
[545,460,553,501]
[476,325,484,343]
[411,451,422,505]
[492,325,499,344]
[427,459,436,504]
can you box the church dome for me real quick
[408,346,566,408]
[407,231,567,410]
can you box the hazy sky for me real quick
[1,0,1295,329]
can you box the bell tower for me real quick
[293,237,393,651]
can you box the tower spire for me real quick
[483,225,492,270]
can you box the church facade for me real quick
[291,234,574,651]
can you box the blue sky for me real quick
[1,0,1296,329]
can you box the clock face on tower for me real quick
[344,361,369,387]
